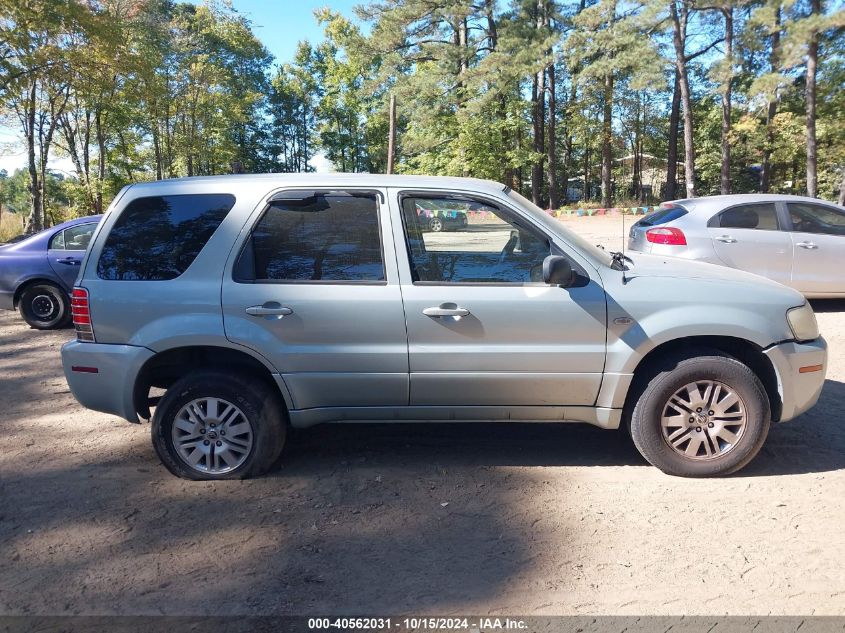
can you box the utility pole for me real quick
[387,94,396,174]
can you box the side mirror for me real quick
[543,255,575,287]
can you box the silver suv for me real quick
[61,175,827,480]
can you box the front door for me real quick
[390,190,607,408]
[707,202,793,286]
[786,201,845,295]
[222,189,409,410]
[47,223,97,289]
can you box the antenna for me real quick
[621,209,626,259]
[621,209,628,284]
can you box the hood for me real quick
[625,252,795,292]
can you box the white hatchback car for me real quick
[627,194,845,298]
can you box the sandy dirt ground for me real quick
[1,215,845,616]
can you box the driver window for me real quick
[400,195,550,284]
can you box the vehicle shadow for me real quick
[279,421,646,472]
[740,378,845,477]
[809,298,845,313]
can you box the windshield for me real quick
[506,189,614,268]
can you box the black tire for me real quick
[429,217,443,232]
[151,370,286,480]
[628,352,770,477]
[18,283,70,330]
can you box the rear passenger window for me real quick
[63,223,96,251]
[236,190,384,283]
[714,203,779,230]
[97,194,235,281]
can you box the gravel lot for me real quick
[1,215,844,616]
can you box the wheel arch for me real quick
[133,344,291,420]
[623,335,782,424]
[13,276,67,308]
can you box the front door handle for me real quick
[796,241,818,250]
[57,257,81,265]
[715,235,737,243]
[246,304,293,318]
[423,305,470,318]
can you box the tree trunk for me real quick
[838,171,845,206]
[805,0,820,198]
[484,1,512,188]
[665,70,681,200]
[531,0,546,206]
[670,0,697,197]
[95,108,106,215]
[760,6,781,193]
[583,143,590,202]
[601,72,613,208]
[631,93,642,201]
[720,5,733,195]
[561,0,587,205]
[387,94,396,174]
[24,82,42,234]
[547,63,559,209]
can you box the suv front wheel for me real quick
[629,353,770,477]
[151,370,286,480]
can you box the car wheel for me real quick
[151,370,286,480]
[18,283,70,330]
[429,217,443,232]
[629,353,770,477]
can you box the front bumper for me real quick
[764,337,827,422]
[62,340,155,423]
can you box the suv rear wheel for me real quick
[18,282,70,330]
[629,353,770,477]
[151,370,286,480]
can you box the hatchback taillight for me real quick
[646,227,687,246]
[71,287,95,342]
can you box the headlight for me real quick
[787,303,819,342]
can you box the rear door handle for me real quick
[796,241,818,250]
[715,235,737,243]
[423,305,470,318]
[57,257,81,265]
[246,304,293,317]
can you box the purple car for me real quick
[0,215,102,329]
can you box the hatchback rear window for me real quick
[97,193,235,281]
[635,206,688,227]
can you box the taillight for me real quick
[71,287,95,342]
[646,227,687,246]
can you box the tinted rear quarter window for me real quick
[97,193,235,281]
[236,191,384,283]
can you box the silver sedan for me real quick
[627,194,845,298]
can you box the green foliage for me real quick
[1,0,843,219]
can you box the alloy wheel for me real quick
[171,397,254,474]
[660,380,747,460]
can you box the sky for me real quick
[0,0,364,176]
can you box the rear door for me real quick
[222,189,409,410]
[389,189,607,408]
[707,202,793,285]
[786,201,845,295]
[47,223,97,289]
